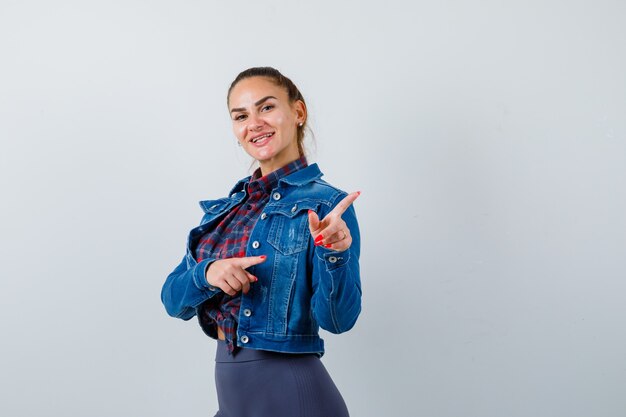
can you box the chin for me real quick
[250,149,277,161]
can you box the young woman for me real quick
[161,67,362,417]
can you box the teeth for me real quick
[252,133,272,143]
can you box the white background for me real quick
[1,1,625,416]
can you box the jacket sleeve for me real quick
[310,193,362,334]
[161,254,222,320]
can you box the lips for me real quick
[249,132,274,145]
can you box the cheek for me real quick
[273,114,288,130]
[232,124,246,140]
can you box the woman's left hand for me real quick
[307,191,360,252]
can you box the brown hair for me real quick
[227,67,309,157]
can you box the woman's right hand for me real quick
[205,255,267,296]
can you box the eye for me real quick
[261,104,274,112]
[234,114,247,121]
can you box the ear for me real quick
[294,99,307,125]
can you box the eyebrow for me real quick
[230,96,277,114]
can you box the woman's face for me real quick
[228,76,305,175]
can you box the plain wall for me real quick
[1,1,625,416]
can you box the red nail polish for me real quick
[260,255,266,260]
[356,191,361,196]
[314,234,324,243]
[324,243,332,248]
[308,209,314,214]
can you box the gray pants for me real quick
[214,340,350,417]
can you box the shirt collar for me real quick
[221,160,323,200]
[247,155,309,195]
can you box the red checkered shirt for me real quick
[195,156,308,354]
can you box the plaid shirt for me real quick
[195,156,308,354]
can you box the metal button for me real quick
[291,204,298,213]
[252,241,260,249]
[260,212,267,220]
[272,192,281,200]
[208,286,218,291]
[241,335,249,344]
[243,309,252,317]
[328,256,338,263]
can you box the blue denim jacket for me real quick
[161,163,361,356]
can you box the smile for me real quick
[250,132,274,145]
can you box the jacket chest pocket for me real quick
[266,201,320,255]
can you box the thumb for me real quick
[308,209,320,234]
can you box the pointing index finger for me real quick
[329,191,361,217]
[237,255,267,269]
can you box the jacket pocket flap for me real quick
[267,200,320,218]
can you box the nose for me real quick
[247,114,264,131]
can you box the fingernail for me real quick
[260,255,266,260]
[314,234,324,244]
[356,191,361,196]
[308,209,314,215]
[324,243,332,248]
[252,276,258,282]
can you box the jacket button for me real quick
[291,204,298,213]
[260,212,267,220]
[241,335,249,344]
[328,256,338,263]
[272,192,281,200]
[243,309,252,317]
[208,285,218,291]
[252,241,260,249]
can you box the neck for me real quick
[259,151,301,177]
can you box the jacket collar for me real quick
[278,162,323,187]
[227,163,323,195]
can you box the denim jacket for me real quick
[161,163,361,356]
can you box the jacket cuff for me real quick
[316,248,351,270]
[193,258,221,293]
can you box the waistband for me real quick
[215,340,315,363]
